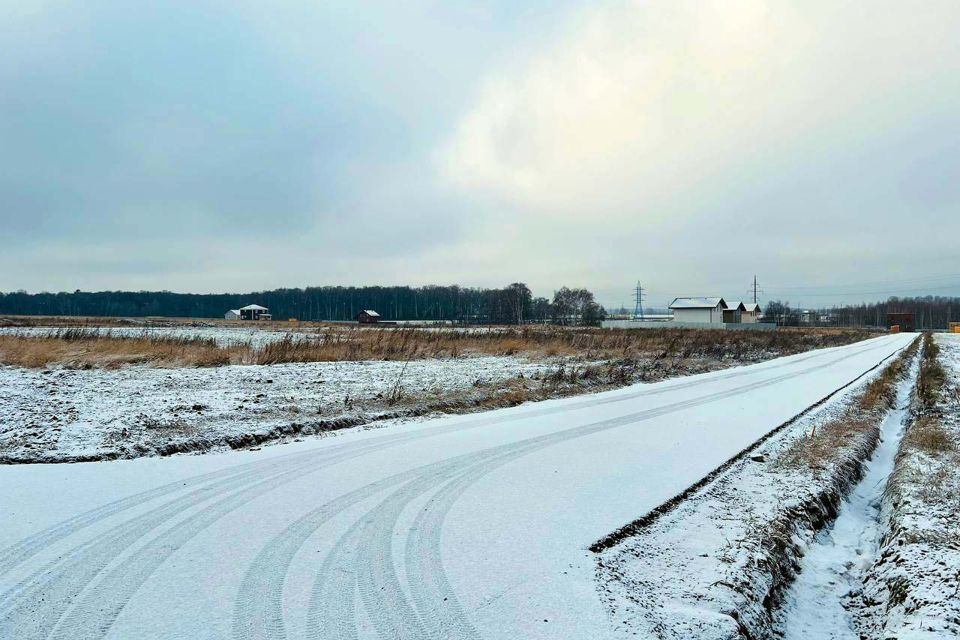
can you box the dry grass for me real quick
[779,416,877,470]
[917,332,946,408]
[779,336,920,470]
[0,329,241,368]
[859,343,914,411]
[0,325,876,370]
[900,334,956,457]
[903,415,956,454]
[251,326,873,364]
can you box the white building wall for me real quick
[673,308,715,324]
[741,311,759,323]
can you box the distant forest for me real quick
[4,287,959,328]
[0,284,606,325]
[765,296,960,330]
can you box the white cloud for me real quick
[438,0,958,217]
[429,0,960,305]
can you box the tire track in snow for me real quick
[354,341,910,640]
[0,339,896,640]
[0,338,882,586]
[0,437,411,640]
[236,339,900,640]
[0,447,325,578]
[233,470,427,640]
[236,456,494,640]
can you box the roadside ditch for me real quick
[596,336,921,640]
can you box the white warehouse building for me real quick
[669,297,727,324]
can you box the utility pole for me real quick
[633,281,645,320]
[746,275,764,308]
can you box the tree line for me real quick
[765,296,960,329]
[0,284,607,325]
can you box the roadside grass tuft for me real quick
[917,333,946,409]
[904,415,956,454]
[778,336,920,470]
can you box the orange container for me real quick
[890,325,900,333]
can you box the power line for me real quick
[767,282,960,298]
[765,271,960,292]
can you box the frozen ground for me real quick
[0,356,554,462]
[0,334,911,639]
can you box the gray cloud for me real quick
[3,0,959,308]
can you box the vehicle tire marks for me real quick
[0,339,884,590]
[0,439,402,640]
[232,471,419,640]
[241,339,901,640]
[0,448,325,578]
[355,341,909,639]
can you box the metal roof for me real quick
[725,301,746,311]
[743,303,761,312]
[239,304,269,311]
[669,297,725,309]
[360,309,380,317]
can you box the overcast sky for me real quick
[3,0,959,308]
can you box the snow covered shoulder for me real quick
[852,333,960,639]
[597,334,920,640]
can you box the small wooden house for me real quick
[356,309,381,324]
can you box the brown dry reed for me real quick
[0,325,875,370]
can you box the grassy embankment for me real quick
[777,335,919,470]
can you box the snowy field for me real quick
[0,356,553,462]
[0,334,912,639]
[1,324,847,463]
[0,325,316,348]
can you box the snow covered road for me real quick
[0,334,913,640]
